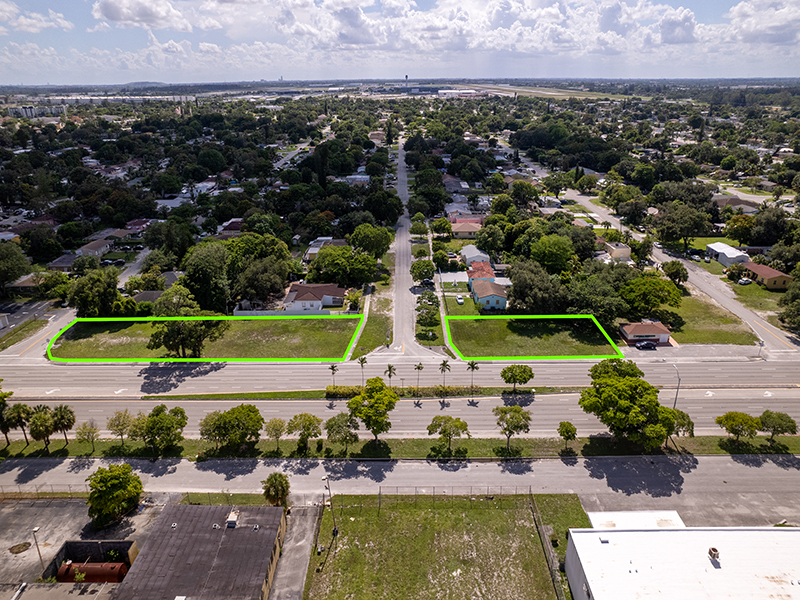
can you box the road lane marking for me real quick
[114,389,127,394]
[764,391,773,397]
[754,321,795,349]
[21,329,54,355]
[45,389,60,394]
[704,391,715,397]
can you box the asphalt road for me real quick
[0,300,54,330]
[6,387,800,441]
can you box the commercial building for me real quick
[706,242,750,267]
[566,527,800,600]
[114,505,285,600]
[618,321,672,346]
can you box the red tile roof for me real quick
[467,261,494,280]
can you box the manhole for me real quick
[8,542,31,555]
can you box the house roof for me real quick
[105,228,130,239]
[744,262,791,280]
[48,254,79,268]
[286,283,346,302]
[80,239,110,253]
[467,261,495,280]
[620,322,671,337]
[452,222,482,233]
[472,279,507,299]
[460,244,489,259]
[133,290,164,303]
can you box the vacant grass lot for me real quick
[448,318,618,359]
[303,495,556,600]
[0,319,48,352]
[50,318,361,360]
[729,280,785,313]
[654,295,758,345]
[443,294,480,316]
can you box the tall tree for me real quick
[349,224,392,259]
[264,418,287,451]
[107,409,134,446]
[427,415,470,451]
[287,412,322,452]
[6,403,32,445]
[0,379,14,445]
[500,364,534,392]
[76,420,100,452]
[759,410,797,442]
[347,377,398,440]
[716,411,760,442]
[325,412,360,453]
[181,241,230,313]
[52,404,76,446]
[29,409,55,450]
[492,406,531,450]
[358,356,368,387]
[86,464,143,526]
[0,241,29,296]
[261,472,290,508]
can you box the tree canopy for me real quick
[347,377,398,440]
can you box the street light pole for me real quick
[672,364,681,410]
[321,476,337,536]
[32,527,44,572]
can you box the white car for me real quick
[456,295,464,305]
[738,278,752,285]
[654,242,663,249]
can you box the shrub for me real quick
[325,385,365,398]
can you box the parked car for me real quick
[654,242,663,249]
[456,295,464,305]
[114,259,126,267]
[635,340,657,350]
[704,256,711,263]
[447,252,457,259]
[692,255,702,262]
[738,278,752,285]
[421,279,434,287]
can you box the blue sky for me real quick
[0,0,797,85]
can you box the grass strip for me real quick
[4,435,799,461]
[0,319,49,352]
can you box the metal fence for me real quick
[0,484,90,500]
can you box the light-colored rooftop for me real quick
[568,527,800,599]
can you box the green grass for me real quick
[142,390,327,400]
[4,434,800,461]
[0,319,48,352]
[695,259,725,275]
[352,312,391,359]
[415,319,444,346]
[50,319,361,360]
[441,280,469,292]
[443,294,480,316]
[448,318,617,358]
[654,295,758,345]
[182,492,271,506]
[303,495,556,600]
[103,251,137,262]
[442,239,470,253]
[535,495,590,562]
[687,236,739,251]
[729,281,785,313]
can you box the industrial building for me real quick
[113,505,286,600]
[566,526,800,600]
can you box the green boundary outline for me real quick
[443,314,624,361]
[46,314,364,363]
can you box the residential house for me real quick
[467,261,495,291]
[471,279,507,310]
[706,242,750,267]
[221,218,244,237]
[345,174,371,186]
[452,222,481,239]
[742,262,793,290]
[0,232,20,242]
[48,254,79,272]
[284,283,346,311]
[105,228,131,242]
[605,242,631,260]
[460,244,491,267]
[76,239,111,257]
[133,290,164,303]
[126,218,151,236]
[619,321,672,346]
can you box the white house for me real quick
[283,283,346,311]
[706,242,750,267]
[460,244,490,267]
[76,239,110,257]
[619,321,671,346]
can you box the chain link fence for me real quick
[0,484,90,500]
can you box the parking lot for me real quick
[0,300,55,331]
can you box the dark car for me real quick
[635,340,657,350]
[114,259,126,267]
[421,279,434,287]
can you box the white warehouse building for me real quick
[566,526,800,600]
[706,242,750,267]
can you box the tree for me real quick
[507,260,567,314]
[620,277,681,316]
[580,367,675,451]
[350,223,391,259]
[357,356,368,386]
[492,406,531,450]
[439,359,450,387]
[29,409,54,450]
[409,221,428,236]
[200,404,264,449]
[557,421,577,449]
[287,412,322,451]
[261,472,290,508]
[410,259,435,283]
[475,224,505,255]
[542,173,569,198]
[655,203,709,252]
[107,409,134,446]
[415,362,424,389]
[466,361,479,397]
[725,214,755,246]
[530,234,574,275]
[264,418,287,451]
[76,419,101,452]
[86,464,143,525]
[430,218,452,237]
[759,410,797,442]
[347,377,398,440]
[131,405,188,454]
[233,257,289,304]
[715,411,760,441]
[147,285,230,358]
[325,412,360,453]
[576,174,598,194]
[6,403,32,445]
[52,404,76,446]
[0,241,29,296]
[329,364,338,387]
[500,365,534,391]
[662,260,689,286]
[181,241,230,313]
[673,410,695,437]
[427,415,470,451]
[511,180,537,206]
[68,269,123,317]
[384,364,396,387]
[307,246,376,287]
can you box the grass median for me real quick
[0,319,49,352]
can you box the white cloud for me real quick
[87,22,111,33]
[91,0,192,32]
[13,9,74,33]
[659,7,696,44]
[726,0,800,45]
[0,1,18,22]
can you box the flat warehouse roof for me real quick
[568,527,800,599]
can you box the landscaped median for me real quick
[444,314,624,361]
[46,314,364,362]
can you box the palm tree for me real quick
[329,364,338,387]
[414,362,424,389]
[601,221,611,231]
[52,404,76,446]
[467,361,479,399]
[385,364,397,387]
[439,360,450,387]
[358,356,367,387]
[6,403,32,445]
[29,411,54,451]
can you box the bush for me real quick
[326,385,364,398]
[412,246,430,258]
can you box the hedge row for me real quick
[325,385,483,399]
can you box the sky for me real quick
[0,0,798,85]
